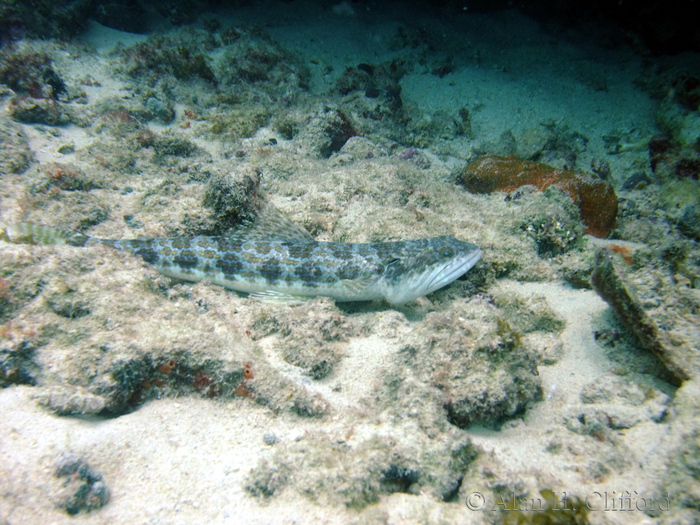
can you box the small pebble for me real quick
[263,432,277,446]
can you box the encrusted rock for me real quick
[680,205,700,240]
[297,107,357,158]
[246,427,477,508]
[0,116,33,174]
[53,455,109,515]
[275,297,352,380]
[591,247,700,383]
[666,427,700,508]
[34,385,107,415]
[381,295,557,429]
[8,96,70,125]
[202,168,261,234]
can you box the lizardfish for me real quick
[1,213,481,305]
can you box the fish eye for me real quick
[442,250,452,257]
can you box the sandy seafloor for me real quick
[1,1,700,524]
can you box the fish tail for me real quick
[1,223,90,247]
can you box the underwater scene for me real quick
[0,0,699,523]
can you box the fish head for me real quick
[381,236,482,305]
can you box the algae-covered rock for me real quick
[53,454,109,515]
[660,440,700,517]
[500,489,590,525]
[34,385,107,415]
[201,168,261,234]
[591,246,700,383]
[297,107,357,158]
[0,242,326,417]
[658,381,700,518]
[120,31,218,84]
[0,0,92,39]
[351,493,471,525]
[0,342,38,387]
[246,427,477,508]
[572,373,671,434]
[0,116,33,174]
[380,295,559,430]
[680,204,700,240]
[275,297,353,380]
[657,95,700,148]
[8,96,71,125]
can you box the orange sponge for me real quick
[463,155,618,238]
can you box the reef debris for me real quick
[380,294,561,430]
[0,115,33,174]
[462,155,618,238]
[246,428,477,508]
[53,454,109,515]
[7,95,70,125]
[648,134,700,181]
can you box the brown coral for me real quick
[462,155,618,238]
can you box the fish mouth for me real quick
[425,248,482,294]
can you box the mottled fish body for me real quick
[1,217,481,304]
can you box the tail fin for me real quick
[1,223,90,247]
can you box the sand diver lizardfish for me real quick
[1,209,481,305]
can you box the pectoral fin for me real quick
[249,290,312,304]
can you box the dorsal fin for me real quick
[229,201,314,242]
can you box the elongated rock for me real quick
[591,247,699,383]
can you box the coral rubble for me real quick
[53,455,109,515]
